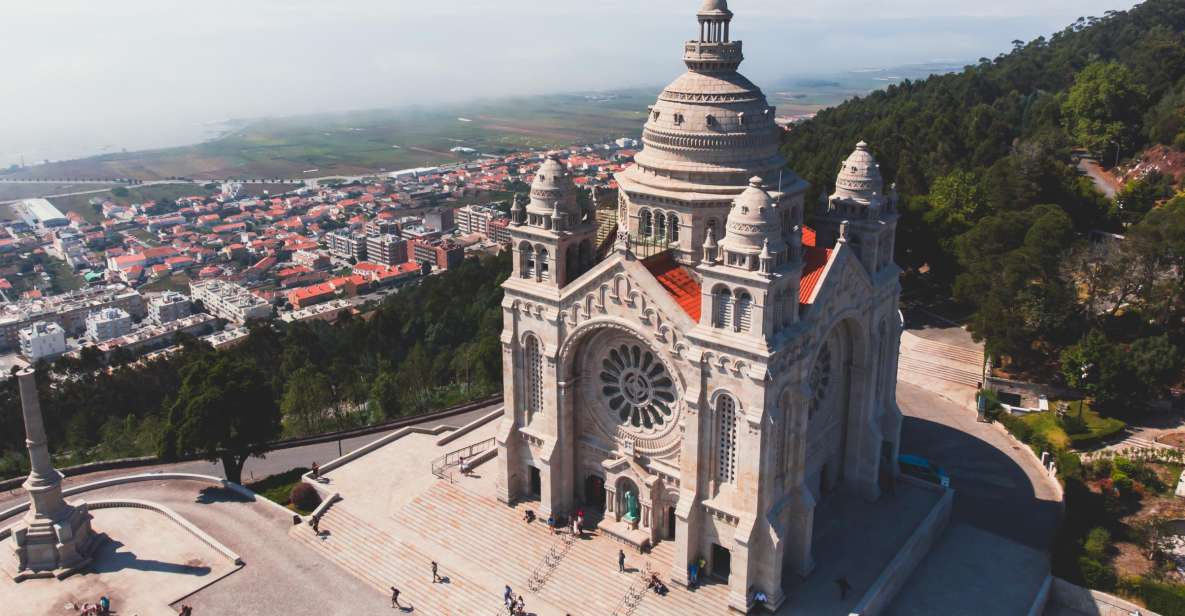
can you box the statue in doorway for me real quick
[623,489,640,528]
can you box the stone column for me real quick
[18,368,65,517]
[10,367,95,579]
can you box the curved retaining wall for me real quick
[86,498,243,566]
[0,472,292,525]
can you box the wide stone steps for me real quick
[897,355,983,387]
[392,481,730,615]
[292,505,496,615]
[901,336,984,366]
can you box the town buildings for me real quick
[189,279,272,324]
[366,234,407,266]
[15,198,69,228]
[326,230,368,262]
[0,285,145,351]
[495,2,902,611]
[85,307,133,342]
[18,321,66,361]
[148,291,192,324]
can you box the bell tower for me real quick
[508,153,598,288]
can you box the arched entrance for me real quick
[584,474,606,513]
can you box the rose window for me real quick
[600,343,676,430]
[809,342,832,419]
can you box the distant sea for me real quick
[2,61,966,171]
[0,119,246,171]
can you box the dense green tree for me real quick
[1062,61,1149,158]
[280,364,333,436]
[160,355,281,484]
[368,371,402,422]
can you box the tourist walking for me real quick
[835,576,852,600]
[431,560,441,583]
[390,586,402,608]
[504,585,514,609]
[618,548,626,573]
[99,596,110,615]
[311,461,320,480]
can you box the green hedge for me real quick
[1120,577,1185,616]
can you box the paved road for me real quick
[898,381,1061,550]
[0,403,500,512]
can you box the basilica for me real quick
[494,0,903,611]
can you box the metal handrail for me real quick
[430,437,495,480]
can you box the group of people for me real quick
[542,510,586,537]
[503,585,527,615]
[77,596,111,615]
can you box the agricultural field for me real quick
[0,91,654,183]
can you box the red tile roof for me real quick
[642,252,701,321]
[799,225,832,306]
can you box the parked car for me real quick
[898,454,950,488]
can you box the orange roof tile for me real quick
[642,252,701,321]
[799,225,832,305]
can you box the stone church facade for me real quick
[494,1,904,611]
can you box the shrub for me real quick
[1086,458,1114,481]
[1111,471,1134,497]
[290,482,322,512]
[1124,577,1185,616]
[1084,527,1111,561]
[1078,556,1117,591]
[999,412,1033,442]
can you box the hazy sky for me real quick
[0,0,1141,166]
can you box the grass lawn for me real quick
[1011,401,1126,451]
[141,271,192,293]
[1018,412,1072,449]
[246,467,317,515]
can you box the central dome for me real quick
[620,3,787,196]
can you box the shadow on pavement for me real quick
[901,416,1061,551]
[195,486,252,505]
[91,538,212,576]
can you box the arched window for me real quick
[668,213,680,242]
[654,212,666,241]
[735,291,753,332]
[522,243,535,279]
[713,287,732,329]
[809,342,833,420]
[716,394,738,484]
[537,247,550,281]
[640,209,653,237]
[525,336,543,422]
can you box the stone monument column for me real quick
[7,367,96,580]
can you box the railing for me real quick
[526,531,577,592]
[430,437,496,481]
[610,560,654,616]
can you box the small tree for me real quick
[160,356,280,484]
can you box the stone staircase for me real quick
[291,504,496,615]
[899,334,984,389]
[392,480,731,615]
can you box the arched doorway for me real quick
[584,475,606,514]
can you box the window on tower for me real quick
[525,336,543,423]
[716,394,738,484]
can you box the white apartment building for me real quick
[189,279,273,324]
[86,307,133,342]
[19,321,67,361]
[149,291,192,324]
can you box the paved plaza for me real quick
[2,505,234,615]
[293,412,945,615]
